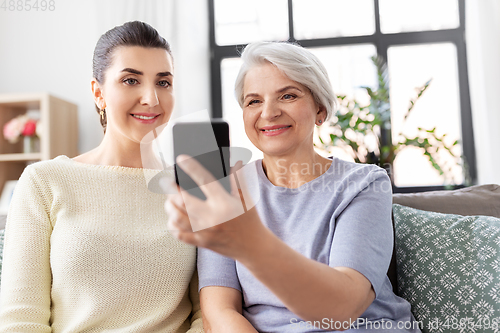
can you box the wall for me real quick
[0,0,210,154]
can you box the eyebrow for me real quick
[121,68,173,77]
[277,85,302,93]
[243,85,302,100]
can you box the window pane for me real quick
[388,43,463,186]
[214,0,289,46]
[309,45,378,161]
[309,45,377,104]
[379,0,460,34]
[221,58,263,163]
[293,0,375,39]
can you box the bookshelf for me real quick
[0,93,78,201]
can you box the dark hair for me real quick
[92,21,172,132]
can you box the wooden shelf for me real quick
[0,153,42,162]
[0,93,78,195]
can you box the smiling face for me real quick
[92,46,174,144]
[242,62,325,158]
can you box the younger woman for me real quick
[0,21,203,333]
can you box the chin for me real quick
[259,145,293,157]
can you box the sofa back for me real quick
[388,184,500,294]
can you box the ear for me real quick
[91,78,106,110]
[316,105,327,126]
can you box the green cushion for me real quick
[393,204,500,333]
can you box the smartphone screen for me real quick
[172,121,230,200]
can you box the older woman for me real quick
[167,42,420,332]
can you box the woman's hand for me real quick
[165,155,268,260]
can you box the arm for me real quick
[200,287,258,333]
[167,158,391,326]
[236,229,375,324]
[0,167,52,332]
[233,172,393,324]
[186,270,205,333]
[196,242,257,332]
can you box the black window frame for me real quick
[207,0,477,192]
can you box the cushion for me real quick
[393,184,500,218]
[393,204,500,333]
[387,184,500,293]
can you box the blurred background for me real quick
[0,0,498,192]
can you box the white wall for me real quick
[0,0,210,154]
[466,0,500,185]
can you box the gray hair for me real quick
[234,41,336,120]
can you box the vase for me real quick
[23,136,39,154]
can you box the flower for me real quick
[2,114,38,144]
[22,119,37,136]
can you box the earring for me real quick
[100,109,105,120]
[318,120,323,124]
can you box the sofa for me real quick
[1,185,499,332]
[390,184,500,333]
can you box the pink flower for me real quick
[22,119,37,136]
[3,115,28,143]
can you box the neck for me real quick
[262,149,331,189]
[76,131,157,169]
[97,133,144,168]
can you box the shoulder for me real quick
[327,157,391,197]
[17,155,80,190]
[329,157,389,182]
[21,155,75,179]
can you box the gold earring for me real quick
[100,109,105,120]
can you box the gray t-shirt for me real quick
[198,158,421,332]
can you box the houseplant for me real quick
[316,56,467,186]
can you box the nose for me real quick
[140,84,159,107]
[260,100,281,120]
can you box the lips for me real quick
[131,113,161,124]
[260,125,291,132]
[260,124,291,136]
[131,113,160,120]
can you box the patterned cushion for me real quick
[393,204,500,333]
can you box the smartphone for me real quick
[172,121,230,200]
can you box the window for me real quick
[208,0,476,191]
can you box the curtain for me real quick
[466,0,500,185]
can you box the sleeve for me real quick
[197,247,241,292]
[186,269,205,333]
[0,166,53,333]
[328,170,394,297]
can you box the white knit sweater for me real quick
[0,156,204,332]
